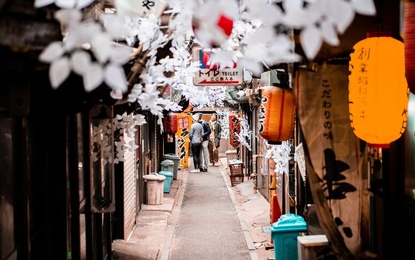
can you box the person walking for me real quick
[197,113,211,172]
[189,113,203,173]
[208,113,221,166]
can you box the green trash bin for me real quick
[161,159,174,176]
[163,153,180,180]
[159,171,173,193]
[271,213,308,260]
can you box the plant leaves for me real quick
[326,0,354,34]
[321,19,339,46]
[91,33,112,64]
[351,0,376,16]
[34,0,54,8]
[49,57,71,89]
[71,50,91,75]
[110,44,133,65]
[300,24,323,60]
[54,9,82,26]
[104,64,127,93]
[39,42,64,63]
[83,63,103,92]
[76,0,94,9]
[55,0,76,9]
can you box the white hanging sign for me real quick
[192,48,243,86]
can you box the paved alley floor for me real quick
[112,155,275,260]
[162,156,275,260]
[167,159,254,259]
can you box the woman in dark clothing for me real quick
[189,113,203,172]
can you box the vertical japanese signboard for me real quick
[175,113,191,169]
[192,47,243,86]
[295,65,367,255]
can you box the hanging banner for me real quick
[294,65,368,254]
[175,113,191,169]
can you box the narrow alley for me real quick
[112,154,275,260]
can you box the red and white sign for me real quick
[192,48,243,86]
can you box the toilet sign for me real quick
[192,48,243,86]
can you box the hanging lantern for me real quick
[404,1,415,94]
[228,112,240,148]
[163,113,178,135]
[259,86,295,144]
[348,32,409,148]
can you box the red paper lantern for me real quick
[404,2,415,94]
[259,86,295,144]
[163,113,178,135]
[228,112,240,148]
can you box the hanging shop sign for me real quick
[295,64,366,254]
[192,47,243,86]
[175,113,191,169]
[228,111,240,148]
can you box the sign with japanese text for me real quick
[175,113,191,169]
[295,65,367,255]
[192,47,243,86]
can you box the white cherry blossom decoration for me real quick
[235,113,252,151]
[38,8,132,93]
[34,0,94,9]
[192,0,239,48]
[216,109,230,140]
[91,123,113,165]
[34,0,376,126]
[265,140,293,175]
[113,112,147,163]
[207,86,227,108]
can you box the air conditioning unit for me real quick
[297,235,329,260]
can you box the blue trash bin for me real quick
[163,153,180,180]
[161,159,174,175]
[158,171,173,193]
[271,213,308,260]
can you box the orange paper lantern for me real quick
[163,113,178,135]
[348,33,409,148]
[259,86,295,144]
[228,112,240,148]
